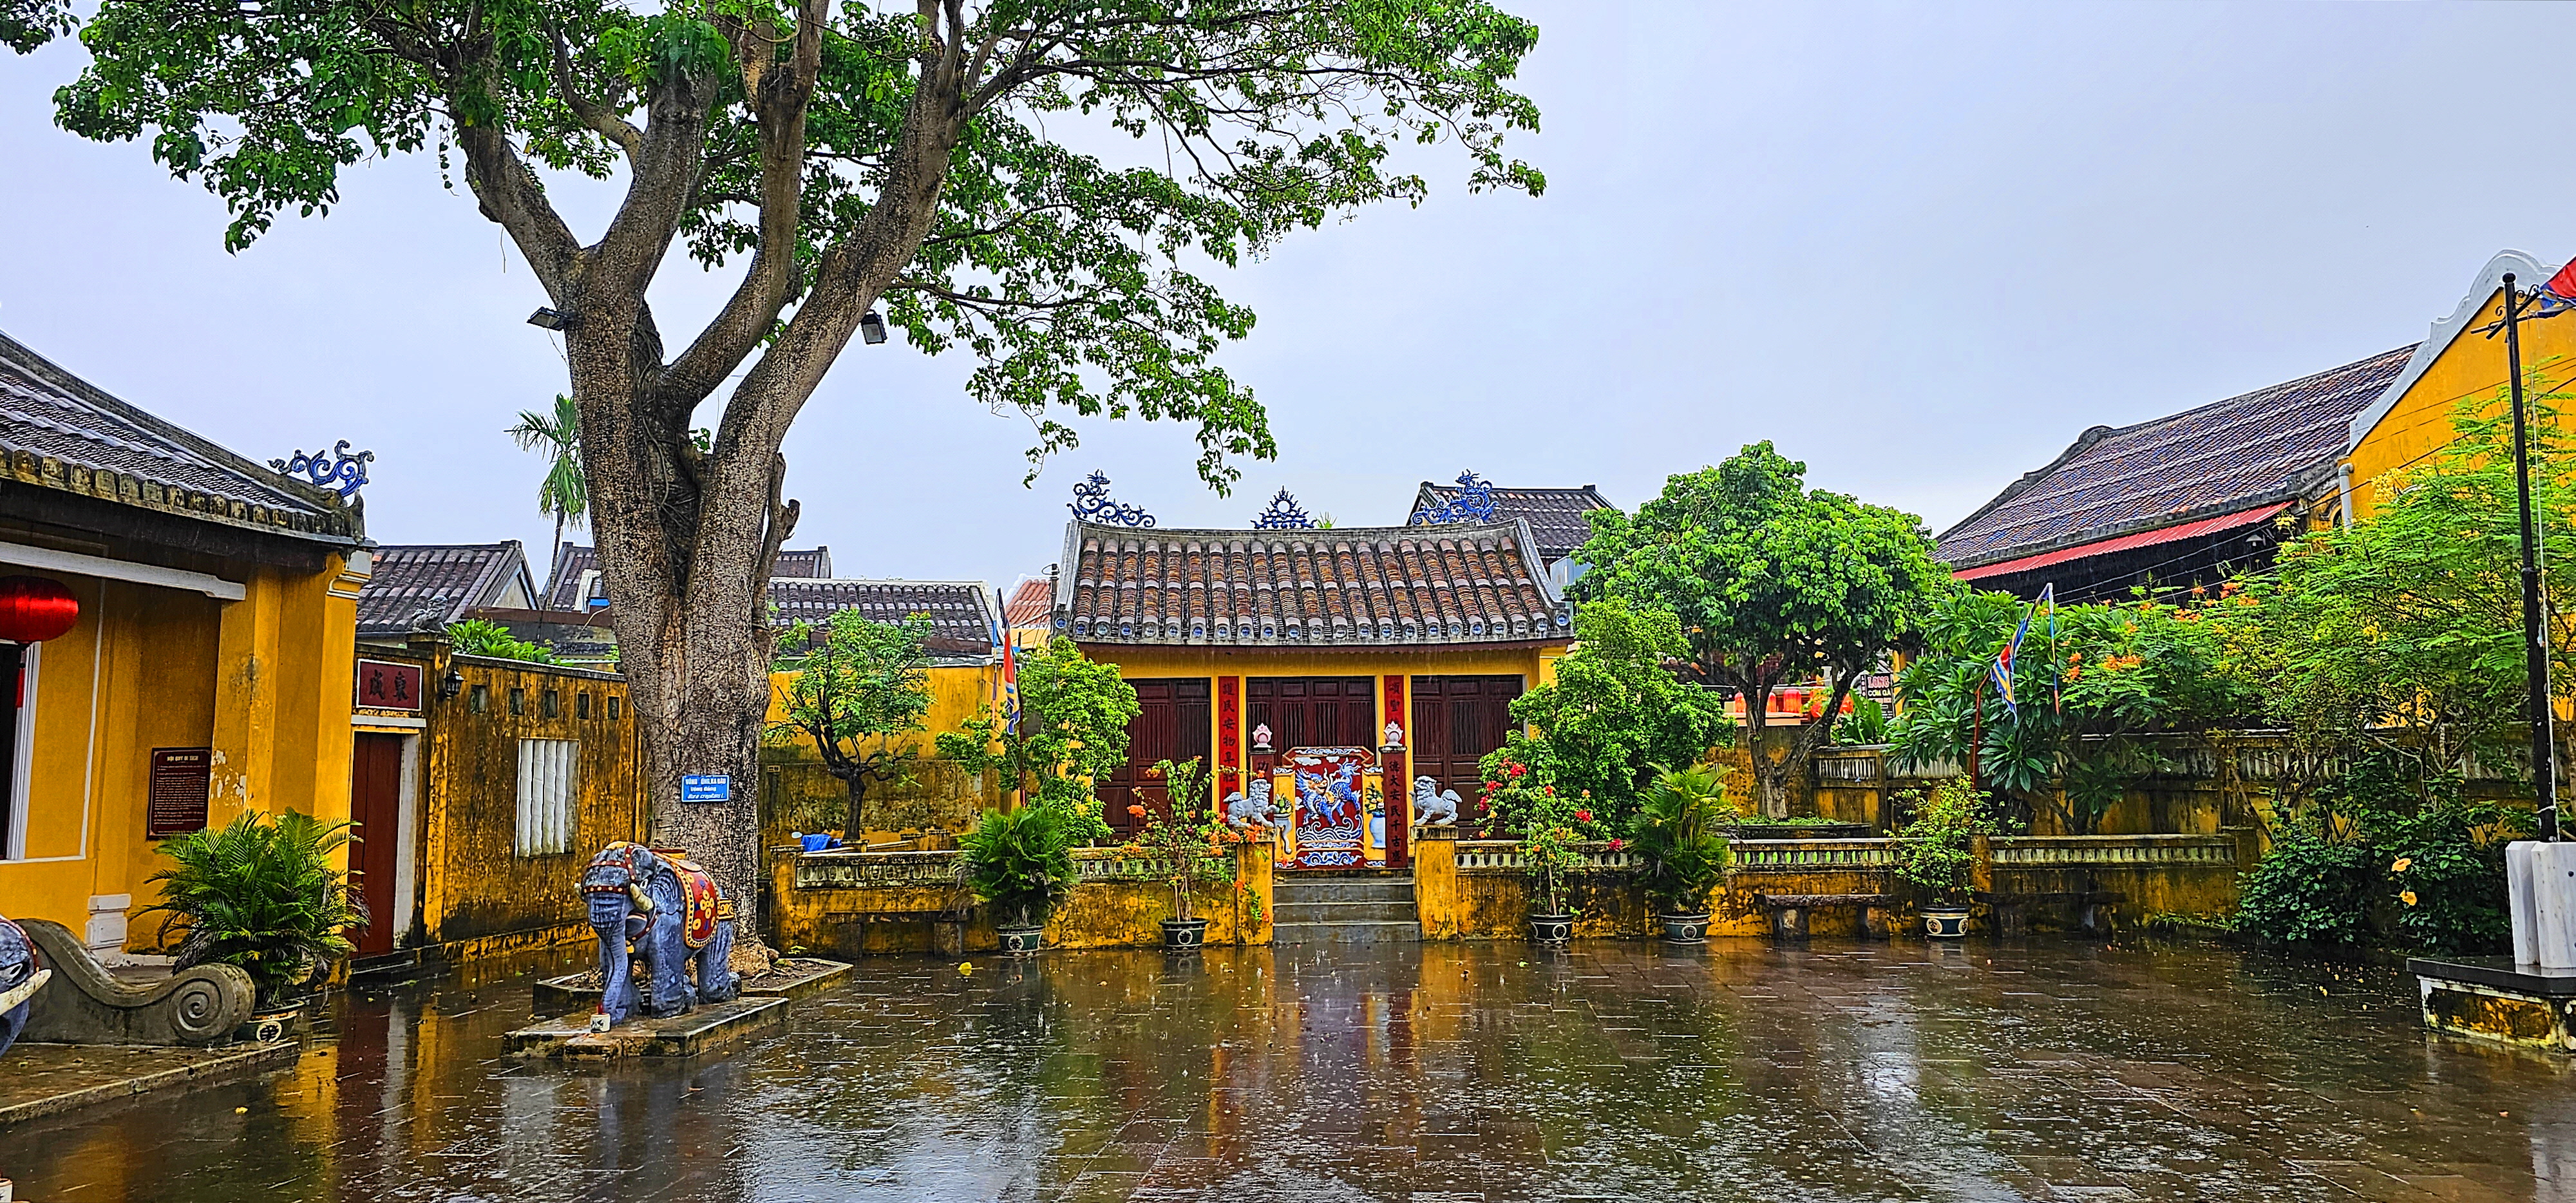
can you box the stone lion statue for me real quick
[1224,777,1287,833]
[1412,776,1462,827]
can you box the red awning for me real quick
[1952,503,2289,583]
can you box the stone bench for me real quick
[1753,893,1893,942]
[1977,889,2126,937]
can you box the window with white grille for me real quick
[515,739,578,857]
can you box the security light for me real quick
[859,309,887,345]
[527,307,568,330]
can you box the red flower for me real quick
[1608,838,1625,851]
[1573,809,1593,823]
[1508,763,1526,779]
[1126,804,1147,819]
[1544,786,1555,796]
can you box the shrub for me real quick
[1889,778,2009,905]
[446,618,558,663]
[140,810,367,1007]
[2235,751,2515,955]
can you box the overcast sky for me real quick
[5,2,2572,593]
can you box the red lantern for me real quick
[0,576,79,643]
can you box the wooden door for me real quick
[1245,676,1376,752]
[348,733,405,956]
[1101,679,1211,836]
[1410,675,1525,808]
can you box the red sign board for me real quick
[354,659,424,714]
[146,747,211,838]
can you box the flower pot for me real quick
[238,1002,305,1044]
[1922,905,1970,940]
[1528,913,1574,944]
[1162,918,1209,950]
[1657,913,1710,944]
[997,924,1046,956]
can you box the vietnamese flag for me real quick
[2546,257,2576,307]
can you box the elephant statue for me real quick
[1224,778,1288,834]
[1412,777,1462,828]
[581,842,739,1026]
[0,916,48,1057]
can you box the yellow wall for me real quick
[761,662,1000,845]
[0,526,361,949]
[414,650,645,949]
[2348,267,2576,520]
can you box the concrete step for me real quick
[1271,919,1421,945]
[1273,877,1415,904]
[1271,899,1419,924]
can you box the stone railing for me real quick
[1989,833,2237,867]
[1071,848,1233,882]
[793,848,962,890]
[1727,838,1902,873]
[790,846,1231,891]
[1454,840,1646,875]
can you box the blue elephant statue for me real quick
[581,842,739,1025]
[0,916,50,1057]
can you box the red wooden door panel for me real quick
[348,733,404,956]
[1101,679,1211,836]
[1409,675,1525,813]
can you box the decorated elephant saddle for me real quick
[668,857,722,951]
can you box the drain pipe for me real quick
[2337,462,2356,529]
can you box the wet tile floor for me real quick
[2,937,2570,1202]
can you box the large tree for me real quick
[30,1,1542,902]
[1573,443,1947,817]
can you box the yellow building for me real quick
[1046,514,1572,867]
[2344,249,2576,519]
[0,332,368,952]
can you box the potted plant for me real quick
[140,810,368,1039]
[1632,763,1734,943]
[960,801,1077,955]
[1123,758,1230,950]
[1482,753,1595,943]
[1890,778,2000,938]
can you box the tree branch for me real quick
[455,124,582,299]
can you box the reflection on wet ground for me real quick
[2,938,2568,1201]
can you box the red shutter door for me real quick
[1102,679,1212,835]
[1246,677,1375,752]
[1409,675,1526,808]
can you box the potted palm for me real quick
[1632,763,1733,943]
[1890,778,1999,938]
[960,801,1077,955]
[140,810,367,1039]
[1124,758,1229,950]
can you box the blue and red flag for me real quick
[1991,583,2054,717]
[998,625,1021,737]
[2531,258,2576,316]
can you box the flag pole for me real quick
[2506,272,2559,841]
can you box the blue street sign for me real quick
[680,775,732,804]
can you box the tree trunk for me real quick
[844,772,868,840]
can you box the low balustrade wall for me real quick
[768,842,1270,958]
[766,829,2251,954]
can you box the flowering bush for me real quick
[1888,778,2011,905]
[1520,787,1599,918]
[1117,758,1234,924]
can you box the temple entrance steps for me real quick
[1271,873,1419,945]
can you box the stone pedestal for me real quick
[1412,825,1459,940]
[2410,956,2576,1053]
[505,995,787,1058]
[2508,841,2576,968]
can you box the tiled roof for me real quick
[1408,483,1611,562]
[769,579,999,662]
[541,544,831,609]
[0,330,359,544]
[1003,577,1053,628]
[1937,346,2416,568]
[357,542,532,636]
[1056,519,1571,647]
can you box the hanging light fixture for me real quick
[0,576,79,644]
[859,309,888,345]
